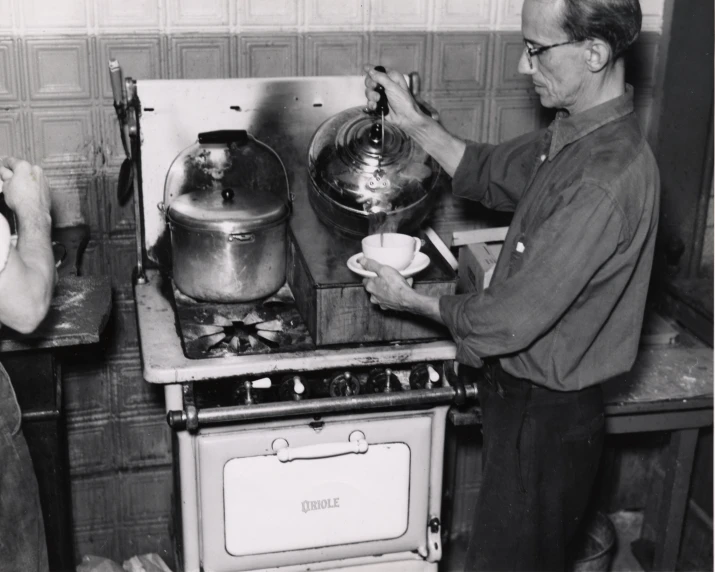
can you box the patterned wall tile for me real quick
[0,40,19,103]
[492,32,531,91]
[167,0,231,29]
[75,528,121,564]
[169,36,232,79]
[238,34,303,77]
[369,0,430,29]
[71,475,119,529]
[305,0,366,30]
[79,239,107,276]
[98,37,163,99]
[21,0,90,32]
[106,237,138,296]
[64,362,112,420]
[431,33,490,93]
[119,522,173,565]
[111,357,165,414]
[495,0,521,30]
[102,170,136,235]
[0,110,25,158]
[47,173,93,228]
[487,95,547,143]
[96,0,162,31]
[119,469,173,522]
[100,106,127,169]
[105,298,140,356]
[238,0,301,29]
[432,96,486,141]
[25,38,93,103]
[68,419,118,474]
[30,108,95,170]
[305,33,366,76]
[0,0,14,33]
[369,32,429,82]
[434,0,493,29]
[118,417,172,468]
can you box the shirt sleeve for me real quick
[439,183,624,366]
[452,129,547,212]
[0,213,12,275]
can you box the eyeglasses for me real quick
[523,39,581,69]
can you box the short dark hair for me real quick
[559,0,642,61]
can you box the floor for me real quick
[440,511,644,572]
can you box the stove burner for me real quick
[172,282,315,359]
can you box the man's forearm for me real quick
[406,115,467,178]
[404,289,445,325]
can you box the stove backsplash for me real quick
[0,0,665,565]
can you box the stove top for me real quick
[173,282,315,359]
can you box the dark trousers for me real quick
[464,363,605,572]
[0,363,48,572]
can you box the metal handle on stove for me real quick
[274,438,368,462]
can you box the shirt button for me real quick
[540,154,546,162]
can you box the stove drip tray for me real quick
[172,281,315,359]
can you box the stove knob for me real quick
[366,368,402,393]
[329,371,361,397]
[409,363,441,390]
[279,375,310,401]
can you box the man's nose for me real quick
[517,49,534,75]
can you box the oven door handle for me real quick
[275,439,368,462]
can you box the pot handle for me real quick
[198,130,249,146]
[253,137,293,208]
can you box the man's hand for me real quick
[360,257,415,311]
[363,66,427,135]
[0,157,51,221]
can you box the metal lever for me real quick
[373,65,389,117]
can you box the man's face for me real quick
[519,0,588,112]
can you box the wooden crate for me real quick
[287,230,457,346]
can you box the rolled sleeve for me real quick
[440,184,624,367]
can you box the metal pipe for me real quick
[167,384,478,431]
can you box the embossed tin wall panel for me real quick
[100,106,127,169]
[306,0,366,30]
[22,0,89,32]
[238,0,301,28]
[493,32,531,91]
[119,522,172,561]
[64,362,112,418]
[47,175,92,228]
[0,0,14,33]
[98,37,163,99]
[169,36,231,79]
[0,111,24,157]
[119,418,172,468]
[305,33,366,76]
[488,95,547,143]
[167,0,231,29]
[434,0,493,29]
[432,96,486,141]
[369,32,429,83]
[370,0,430,29]
[239,34,302,77]
[495,0,522,30]
[106,237,138,298]
[120,470,172,521]
[71,475,119,528]
[30,108,94,170]
[0,41,20,102]
[67,421,118,474]
[26,38,92,103]
[74,528,120,564]
[431,33,490,92]
[111,357,165,414]
[96,0,162,31]
[103,170,136,235]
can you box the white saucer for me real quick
[347,251,431,278]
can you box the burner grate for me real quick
[172,282,315,359]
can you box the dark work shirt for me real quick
[439,86,660,391]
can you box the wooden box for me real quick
[287,229,457,346]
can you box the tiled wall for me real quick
[0,0,666,565]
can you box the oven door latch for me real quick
[418,516,442,562]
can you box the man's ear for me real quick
[585,38,611,72]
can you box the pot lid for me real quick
[168,185,289,232]
[165,130,290,232]
[307,106,438,215]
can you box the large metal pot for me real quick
[163,130,290,303]
[307,89,441,237]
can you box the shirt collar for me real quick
[548,84,635,160]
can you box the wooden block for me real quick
[452,226,509,247]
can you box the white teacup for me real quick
[361,233,422,271]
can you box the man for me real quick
[0,157,56,571]
[362,0,658,570]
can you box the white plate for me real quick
[347,251,431,278]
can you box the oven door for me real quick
[196,412,435,572]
